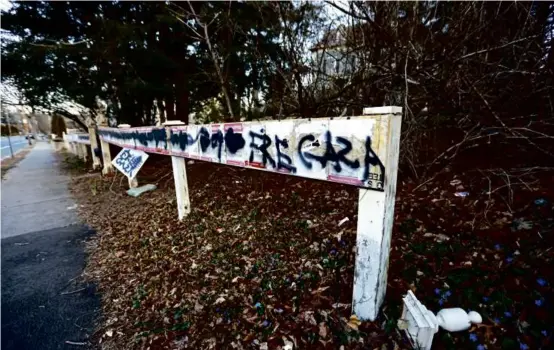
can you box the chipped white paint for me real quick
[353,108,402,320]
[164,120,191,220]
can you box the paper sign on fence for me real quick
[112,148,148,179]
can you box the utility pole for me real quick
[2,103,14,158]
[7,115,14,158]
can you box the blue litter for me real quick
[127,184,157,197]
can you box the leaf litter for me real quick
[68,155,553,349]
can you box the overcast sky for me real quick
[0,0,11,12]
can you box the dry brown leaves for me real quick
[70,157,553,350]
[71,160,405,349]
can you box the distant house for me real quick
[309,24,364,78]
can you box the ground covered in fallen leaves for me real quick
[67,153,553,350]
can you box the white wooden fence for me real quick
[63,106,402,321]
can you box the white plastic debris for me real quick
[468,311,482,324]
[127,184,157,197]
[400,290,439,350]
[282,337,294,350]
[454,192,469,197]
[401,291,482,350]
[338,217,350,226]
[436,308,482,332]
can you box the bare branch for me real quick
[455,35,539,62]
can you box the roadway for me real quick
[1,135,29,160]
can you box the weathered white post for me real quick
[80,143,88,162]
[164,120,191,220]
[117,124,138,188]
[87,118,102,170]
[97,113,114,175]
[72,139,79,156]
[62,132,70,151]
[352,106,402,321]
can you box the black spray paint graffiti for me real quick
[170,127,385,184]
[224,128,245,153]
[98,128,167,150]
[102,126,386,188]
[115,149,143,177]
[275,136,295,172]
[249,130,276,168]
[298,131,360,172]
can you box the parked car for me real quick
[25,134,35,140]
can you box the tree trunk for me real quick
[143,99,153,125]
[175,69,189,124]
[295,70,306,117]
[165,89,175,120]
[157,98,166,124]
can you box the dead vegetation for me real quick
[69,154,553,350]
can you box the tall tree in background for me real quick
[1,1,290,125]
[50,113,66,138]
[2,1,552,178]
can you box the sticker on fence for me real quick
[112,148,149,179]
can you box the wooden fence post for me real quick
[62,132,69,151]
[97,114,114,175]
[117,124,138,188]
[164,120,191,220]
[88,118,102,170]
[81,143,88,162]
[352,106,402,321]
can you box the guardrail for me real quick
[63,107,402,322]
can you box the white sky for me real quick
[0,0,12,12]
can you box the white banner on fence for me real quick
[111,148,149,179]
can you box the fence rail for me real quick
[63,106,402,322]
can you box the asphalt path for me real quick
[1,226,100,350]
[1,142,100,349]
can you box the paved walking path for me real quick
[1,142,100,350]
[2,142,78,238]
